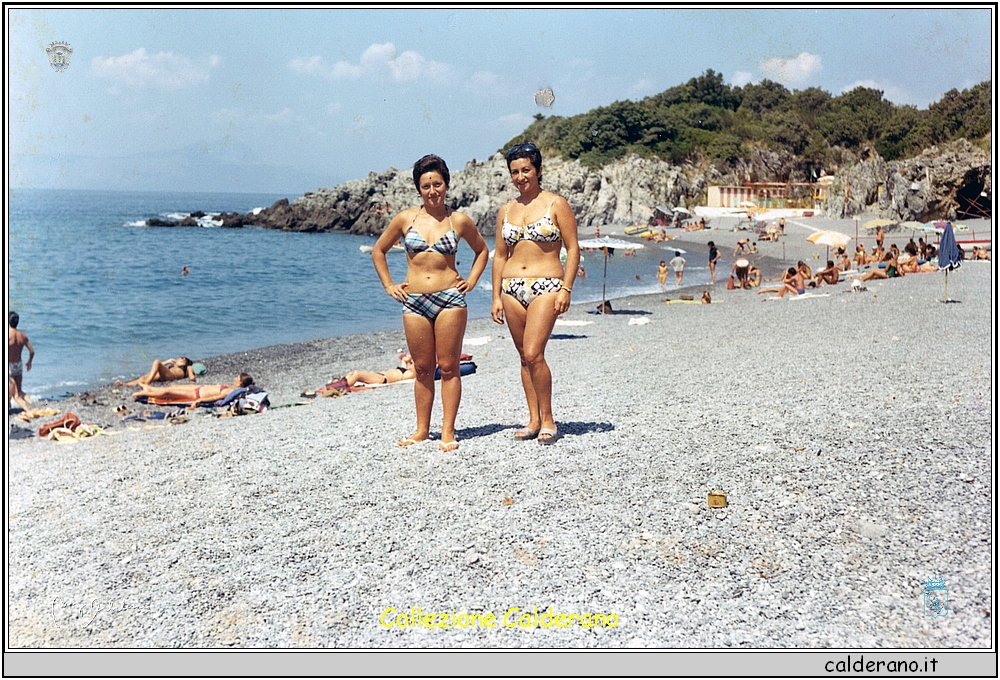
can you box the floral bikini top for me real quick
[502,200,561,246]
[401,208,458,255]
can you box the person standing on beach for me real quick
[657,260,669,291]
[373,154,489,452]
[8,311,35,411]
[669,251,686,286]
[707,241,720,284]
[492,143,580,445]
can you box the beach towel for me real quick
[122,409,185,422]
[788,293,831,300]
[554,319,594,326]
[463,336,491,346]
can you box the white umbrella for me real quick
[577,237,644,313]
[807,230,851,261]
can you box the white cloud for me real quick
[91,48,216,88]
[731,70,754,87]
[467,71,502,95]
[840,80,916,106]
[496,113,533,129]
[628,78,657,97]
[290,55,326,75]
[290,43,449,82]
[758,52,822,86]
[263,108,292,122]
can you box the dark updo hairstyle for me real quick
[506,142,543,178]
[236,373,254,388]
[412,154,450,190]
[9,311,19,328]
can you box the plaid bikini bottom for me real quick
[402,288,467,321]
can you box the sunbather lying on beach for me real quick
[132,373,253,409]
[116,357,195,386]
[345,354,415,388]
[972,246,990,261]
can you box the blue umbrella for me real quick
[937,222,962,302]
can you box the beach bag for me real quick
[727,274,735,290]
[239,386,270,413]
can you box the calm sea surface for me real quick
[8,188,708,398]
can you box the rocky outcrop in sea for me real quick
[173,140,988,235]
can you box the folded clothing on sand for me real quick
[38,413,81,438]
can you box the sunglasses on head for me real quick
[506,143,538,160]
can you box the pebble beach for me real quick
[7,218,994,649]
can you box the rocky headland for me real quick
[157,139,990,236]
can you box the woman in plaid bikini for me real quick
[372,155,489,452]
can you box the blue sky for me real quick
[8,7,993,194]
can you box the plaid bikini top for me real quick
[402,208,458,255]
[502,200,561,246]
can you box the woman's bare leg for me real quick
[346,369,389,387]
[521,293,560,439]
[401,313,436,445]
[119,360,165,386]
[433,307,468,451]
[503,294,540,435]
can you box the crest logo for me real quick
[922,577,949,618]
[46,41,73,72]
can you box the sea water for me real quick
[7,188,709,398]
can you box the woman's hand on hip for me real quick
[385,282,409,302]
[554,289,571,314]
[454,273,470,294]
[491,298,505,325]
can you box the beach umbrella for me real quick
[806,230,851,261]
[577,236,645,314]
[861,218,897,231]
[937,222,962,303]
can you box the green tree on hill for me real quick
[501,71,991,169]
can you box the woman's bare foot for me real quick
[397,432,430,447]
